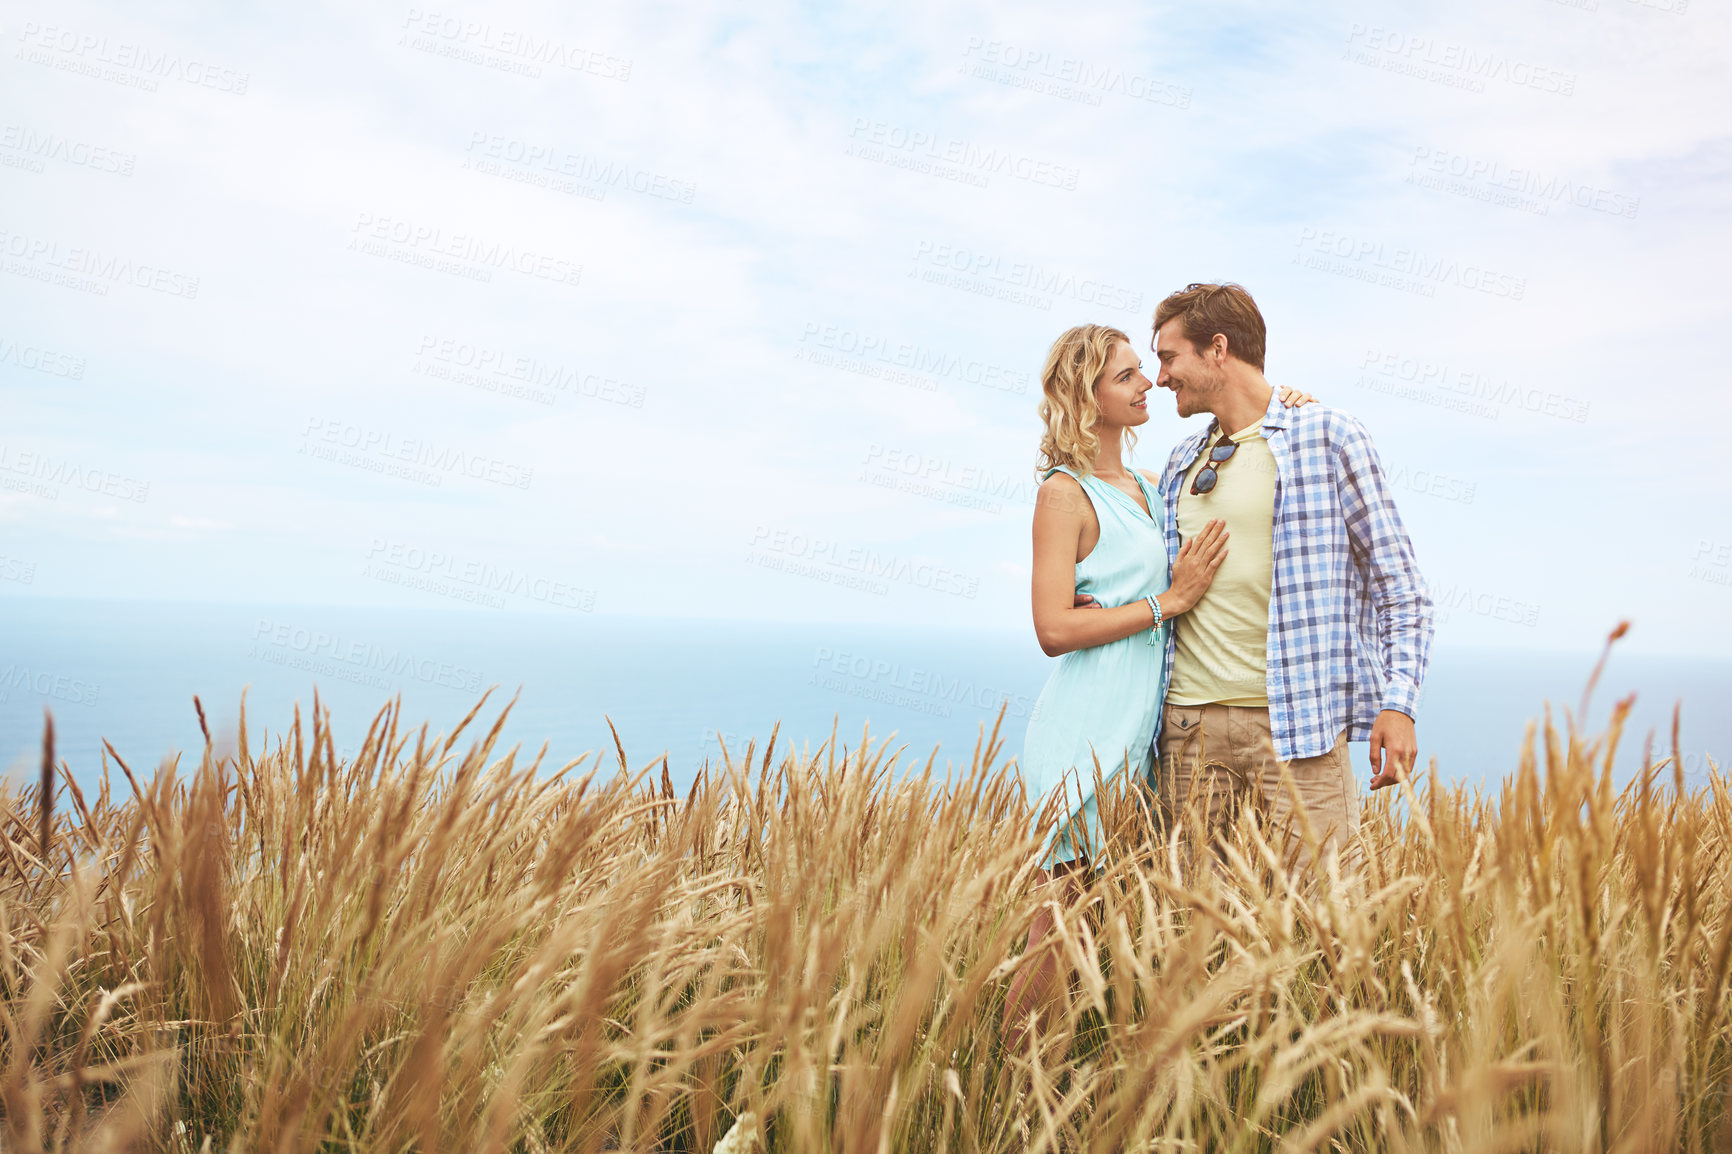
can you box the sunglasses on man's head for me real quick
[1189,431,1238,496]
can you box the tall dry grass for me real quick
[2,638,1730,1152]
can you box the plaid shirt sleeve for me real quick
[1330,413,1434,718]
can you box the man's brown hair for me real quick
[1152,282,1267,371]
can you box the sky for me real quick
[3,0,1731,659]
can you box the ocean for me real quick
[2,598,1726,796]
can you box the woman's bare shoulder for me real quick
[1035,470,1092,518]
[1037,469,1082,495]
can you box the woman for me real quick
[1003,323,1310,1042]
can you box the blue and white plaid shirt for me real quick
[1154,390,1434,760]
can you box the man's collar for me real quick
[1169,422,1214,479]
[1259,386,1290,431]
[1199,387,1287,441]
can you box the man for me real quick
[1144,282,1432,865]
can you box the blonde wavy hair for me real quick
[1036,324,1134,477]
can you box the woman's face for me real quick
[1093,340,1152,429]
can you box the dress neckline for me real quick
[1045,465,1159,524]
[1091,469,1157,523]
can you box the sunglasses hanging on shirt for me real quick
[1189,430,1239,496]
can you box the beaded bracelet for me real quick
[1144,593,1163,646]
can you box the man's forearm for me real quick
[1376,586,1433,716]
[1335,416,1435,719]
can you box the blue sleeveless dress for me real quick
[1022,465,1171,868]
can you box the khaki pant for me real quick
[1157,703,1359,873]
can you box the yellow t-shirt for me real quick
[1167,420,1276,707]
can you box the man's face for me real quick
[1153,320,1225,418]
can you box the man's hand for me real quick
[1368,709,1418,789]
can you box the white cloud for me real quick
[2,0,1728,652]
